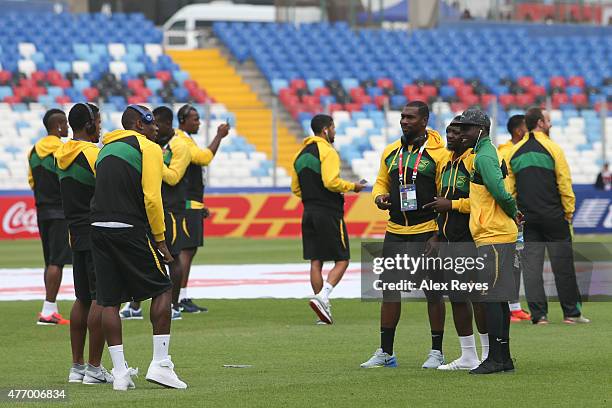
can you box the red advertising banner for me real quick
[0,196,38,239]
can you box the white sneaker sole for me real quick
[68,378,83,383]
[145,376,187,389]
[309,299,332,324]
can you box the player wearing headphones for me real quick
[174,105,229,313]
[90,105,186,390]
[55,103,113,384]
[290,114,365,324]
[28,109,72,325]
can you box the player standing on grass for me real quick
[28,109,72,325]
[90,105,186,390]
[290,114,364,324]
[120,107,193,321]
[457,108,520,375]
[56,103,113,384]
[423,117,488,370]
[175,104,229,313]
[498,115,531,322]
[506,107,589,325]
[360,101,448,369]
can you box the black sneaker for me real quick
[469,358,505,375]
[503,358,515,373]
[179,298,207,313]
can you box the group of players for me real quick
[28,103,229,390]
[292,101,589,375]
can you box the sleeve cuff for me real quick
[348,182,356,192]
[153,233,165,242]
[451,200,460,210]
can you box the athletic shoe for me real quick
[112,367,138,391]
[68,365,86,383]
[82,365,114,384]
[437,358,480,371]
[309,295,332,324]
[563,315,591,324]
[360,348,398,368]
[469,358,505,375]
[511,309,531,321]
[119,305,143,320]
[503,358,515,373]
[145,356,187,389]
[172,307,182,320]
[533,317,549,325]
[421,350,445,369]
[37,312,69,325]
[315,320,330,325]
[179,298,207,313]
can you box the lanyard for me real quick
[398,139,428,186]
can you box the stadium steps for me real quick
[166,48,301,171]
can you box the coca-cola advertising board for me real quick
[0,195,38,239]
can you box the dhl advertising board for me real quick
[0,186,610,240]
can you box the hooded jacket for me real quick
[506,131,575,222]
[54,139,99,243]
[372,129,447,235]
[27,135,64,219]
[90,129,165,242]
[469,136,518,246]
[291,135,355,217]
[437,148,474,242]
[175,129,214,210]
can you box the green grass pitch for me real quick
[0,236,610,407]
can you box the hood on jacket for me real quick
[34,135,63,158]
[102,129,144,145]
[54,139,98,170]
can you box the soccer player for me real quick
[424,117,488,370]
[175,104,229,313]
[119,107,194,321]
[457,108,520,374]
[90,105,186,390]
[360,101,448,369]
[290,114,364,324]
[499,115,531,322]
[506,107,589,325]
[55,103,112,384]
[28,109,72,325]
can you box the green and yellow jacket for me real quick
[161,134,191,214]
[175,129,214,210]
[27,135,64,219]
[291,135,355,217]
[372,129,447,235]
[506,131,575,222]
[55,140,99,243]
[469,136,518,246]
[437,148,473,242]
[90,129,165,242]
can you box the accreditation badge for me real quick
[400,184,418,211]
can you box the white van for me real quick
[163,1,322,49]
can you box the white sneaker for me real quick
[145,356,187,389]
[82,365,114,384]
[112,367,138,391]
[563,315,591,324]
[360,348,398,368]
[309,295,333,324]
[437,358,480,371]
[422,350,445,369]
[68,365,86,383]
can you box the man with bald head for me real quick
[90,105,187,391]
[29,109,72,325]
